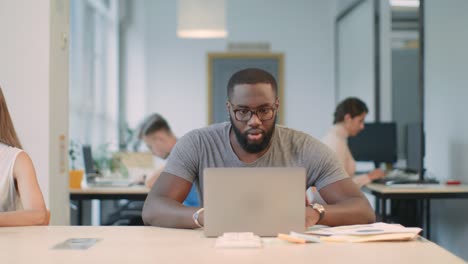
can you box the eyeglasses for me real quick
[229,102,277,122]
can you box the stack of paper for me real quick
[277,232,321,244]
[305,222,422,243]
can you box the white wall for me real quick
[335,0,392,123]
[0,0,69,225]
[0,2,50,198]
[142,0,336,138]
[425,0,468,261]
[336,0,375,121]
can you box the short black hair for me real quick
[333,97,369,124]
[227,68,278,100]
[138,113,171,139]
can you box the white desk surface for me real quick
[70,186,150,195]
[365,183,468,194]
[0,226,465,264]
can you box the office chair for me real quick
[103,200,145,226]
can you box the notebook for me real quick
[203,167,306,237]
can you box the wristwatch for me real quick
[310,203,325,222]
[193,208,204,228]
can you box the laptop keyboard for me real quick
[374,170,419,185]
[374,169,439,185]
[87,179,132,187]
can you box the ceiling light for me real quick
[177,0,228,39]
[390,0,420,8]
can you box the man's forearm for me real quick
[310,197,375,226]
[142,196,201,228]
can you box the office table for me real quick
[70,186,150,225]
[363,183,468,240]
[0,226,464,264]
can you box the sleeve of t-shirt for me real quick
[304,138,348,191]
[163,130,200,183]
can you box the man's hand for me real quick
[305,189,321,227]
[305,206,321,227]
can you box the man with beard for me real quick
[142,68,375,228]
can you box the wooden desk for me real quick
[70,186,150,225]
[363,183,468,239]
[0,226,464,264]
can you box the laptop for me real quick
[203,167,306,237]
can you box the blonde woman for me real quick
[0,87,48,226]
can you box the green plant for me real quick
[69,140,80,170]
[93,143,112,176]
[120,122,139,151]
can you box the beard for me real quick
[230,116,276,153]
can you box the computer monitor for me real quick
[348,122,397,168]
[82,145,98,176]
[406,123,424,173]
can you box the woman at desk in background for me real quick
[0,87,48,226]
[321,97,385,187]
[138,113,199,206]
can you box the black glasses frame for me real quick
[229,102,277,122]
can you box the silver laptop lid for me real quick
[203,167,306,237]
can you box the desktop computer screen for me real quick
[82,145,97,176]
[406,122,424,173]
[348,122,397,167]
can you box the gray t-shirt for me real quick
[164,122,347,202]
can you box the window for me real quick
[69,0,119,152]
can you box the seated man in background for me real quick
[138,113,199,206]
[142,68,375,229]
[322,97,385,187]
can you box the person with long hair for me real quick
[0,86,48,226]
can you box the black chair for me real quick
[103,200,145,226]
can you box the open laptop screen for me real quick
[82,145,97,176]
